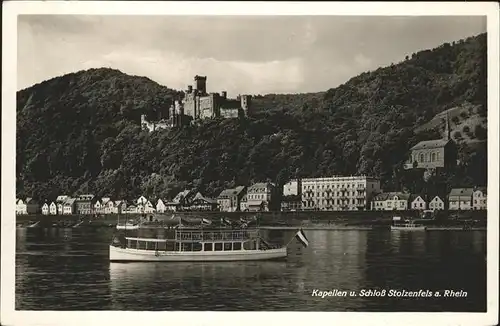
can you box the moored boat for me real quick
[109,224,309,262]
[116,222,141,230]
[391,216,426,231]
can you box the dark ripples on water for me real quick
[15,227,486,311]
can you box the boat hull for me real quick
[116,225,140,230]
[109,245,288,262]
[391,226,427,231]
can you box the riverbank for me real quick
[15,210,487,229]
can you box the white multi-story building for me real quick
[301,175,381,211]
[472,187,487,210]
[283,179,302,196]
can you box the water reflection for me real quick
[16,227,487,312]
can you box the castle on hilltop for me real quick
[141,75,252,132]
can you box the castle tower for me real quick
[444,110,451,141]
[194,75,207,95]
[240,95,252,117]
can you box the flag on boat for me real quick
[295,229,309,248]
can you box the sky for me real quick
[17,15,486,96]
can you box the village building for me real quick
[100,198,112,214]
[281,179,303,212]
[371,192,410,211]
[301,176,380,211]
[63,198,76,215]
[144,200,156,213]
[283,179,302,196]
[113,200,126,214]
[410,195,427,210]
[185,192,219,211]
[281,195,302,212]
[428,196,445,211]
[448,188,474,210]
[136,196,148,206]
[404,111,457,170]
[240,194,248,212]
[75,194,95,215]
[217,186,246,212]
[17,198,40,214]
[472,187,487,210]
[94,200,102,215]
[42,203,50,215]
[156,199,166,213]
[56,195,69,215]
[246,182,275,212]
[16,199,26,215]
[49,202,58,215]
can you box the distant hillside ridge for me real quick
[16,33,487,201]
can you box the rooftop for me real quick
[410,139,450,150]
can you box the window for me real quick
[214,243,223,251]
[419,153,424,162]
[193,242,202,251]
[431,152,436,162]
[233,242,242,250]
[224,243,232,251]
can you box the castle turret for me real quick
[194,75,207,95]
[240,95,252,117]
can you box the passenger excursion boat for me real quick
[109,224,309,262]
[391,216,427,231]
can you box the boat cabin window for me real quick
[243,240,256,250]
[193,243,202,252]
[182,243,193,251]
[223,243,232,251]
[166,242,175,251]
[157,242,166,251]
[214,243,223,251]
[204,243,213,252]
[233,242,242,251]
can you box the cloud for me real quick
[17,15,486,94]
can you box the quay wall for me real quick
[16,210,487,225]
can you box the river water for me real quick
[15,227,486,311]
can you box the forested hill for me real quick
[16,33,487,201]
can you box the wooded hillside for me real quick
[16,33,487,201]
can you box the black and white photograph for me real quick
[2,2,499,326]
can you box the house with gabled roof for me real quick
[42,202,50,215]
[185,192,219,211]
[370,192,410,210]
[410,194,427,210]
[448,188,474,210]
[472,187,487,210]
[63,198,76,215]
[428,195,445,211]
[217,186,246,212]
